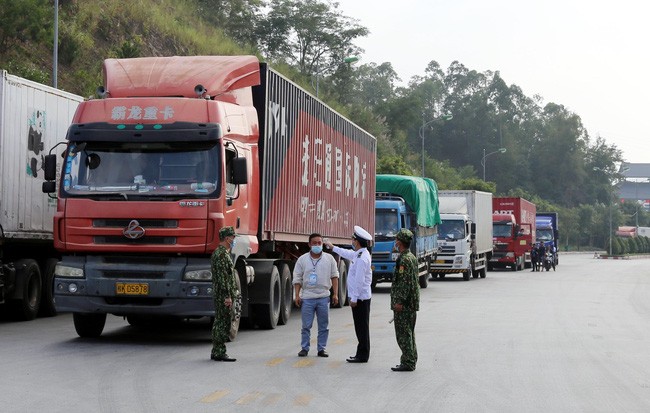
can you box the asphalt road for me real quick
[1,253,650,412]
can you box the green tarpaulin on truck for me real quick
[376,174,441,228]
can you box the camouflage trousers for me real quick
[211,299,231,358]
[394,310,417,369]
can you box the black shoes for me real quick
[346,356,368,363]
[391,364,414,372]
[211,354,236,362]
[317,350,329,357]
[298,349,308,357]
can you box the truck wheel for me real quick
[334,260,348,307]
[418,274,429,288]
[463,270,471,281]
[39,258,59,317]
[73,312,107,337]
[10,259,42,321]
[253,266,281,329]
[278,263,292,325]
[479,267,487,278]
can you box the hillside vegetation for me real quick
[0,0,643,250]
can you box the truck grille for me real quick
[94,236,176,245]
[439,245,456,254]
[372,252,391,260]
[93,219,178,228]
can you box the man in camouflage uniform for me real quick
[211,226,238,362]
[390,229,419,372]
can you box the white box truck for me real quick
[0,71,83,319]
[431,190,493,280]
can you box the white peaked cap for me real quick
[353,225,372,241]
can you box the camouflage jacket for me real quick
[390,250,419,311]
[211,245,238,299]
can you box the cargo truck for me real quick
[372,174,440,289]
[0,71,83,320]
[42,56,376,337]
[536,212,559,266]
[490,197,536,271]
[431,190,493,280]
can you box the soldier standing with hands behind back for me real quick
[210,226,238,362]
[390,229,419,372]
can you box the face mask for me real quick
[311,245,323,254]
[230,239,236,249]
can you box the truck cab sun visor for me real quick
[66,122,221,143]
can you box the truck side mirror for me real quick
[42,181,56,194]
[43,154,57,181]
[232,157,248,185]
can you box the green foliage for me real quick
[0,0,633,253]
[377,156,414,176]
[0,0,50,50]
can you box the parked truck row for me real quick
[3,61,561,333]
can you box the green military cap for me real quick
[219,226,236,239]
[396,228,413,244]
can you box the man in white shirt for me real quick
[325,226,373,363]
[293,233,339,357]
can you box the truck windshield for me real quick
[492,223,512,237]
[537,229,553,241]
[375,210,399,240]
[62,141,220,198]
[438,220,465,240]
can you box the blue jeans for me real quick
[301,296,330,352]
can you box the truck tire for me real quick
[39,258,59,317]
[479,267,487,278]
[334,260,348,307]
[253,265,281,329]
[10,259,42,321]
[278,263,292,325]
[463,270,471,281]
[73,312,107,337]
[418,273,429,288]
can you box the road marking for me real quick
[328,360,343,368]
[266,358,284,366]
[200,389,230,403]
[293,359,314,368]
[235,391,263,405]
[261,393,283,406]
[294,394,314,406]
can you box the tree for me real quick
[256,0,368,76]
[0,0,50,51]
[196,0,263,46]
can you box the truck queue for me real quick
[1,58,560,339]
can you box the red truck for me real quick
[489,197,536,271]
[42,56,376,337]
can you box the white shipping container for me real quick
[0,71,83,240]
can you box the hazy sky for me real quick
[334,0,649,163]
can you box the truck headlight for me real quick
[184,269,212,281]
[55,264,84,278]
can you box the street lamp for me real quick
[419,113,453,177]
[481,147,506,181]
[314,56,359,98]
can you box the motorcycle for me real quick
[543,251,556,271]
